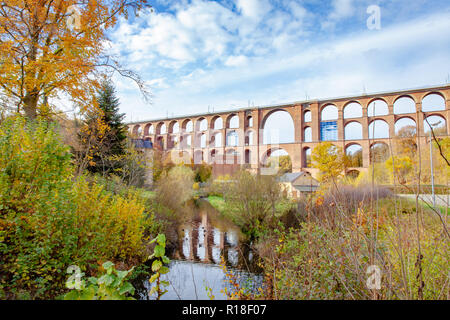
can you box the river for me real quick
[136,199,263,300]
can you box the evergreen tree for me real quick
[82,80,127,175]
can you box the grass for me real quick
[207,195,227,213]
[141,190,156,199]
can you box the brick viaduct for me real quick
[127,85,450,178]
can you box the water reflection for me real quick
[138,200,262,300]
[176,201,255,270]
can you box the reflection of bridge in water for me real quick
[129,85,450,179]
[177,208,254,269]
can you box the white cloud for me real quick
[322,0,355,29]
[224,55,249,67]
[236,0,272,21]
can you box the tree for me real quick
[385,156,413,185]
[311,142,347,184]
[82,80,127,175]
[0,0,150,120]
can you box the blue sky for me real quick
[105,0,450,122]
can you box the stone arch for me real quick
[156,136,164,150]
[345,143,363,167]
[181,134,192,148]
[344,121,363,140]
[395,117,416,135]
[182,119,193,132]
[197,132,207,148]
[304,110,312,123]
[132,124,142,136]
[226,130,238,147]
[368,98,389,117]
[245,149,251,164]
[194,150,204,164]
[321,104,338,121]
[168,135,179,149]
[211,116,223,130]
[196,117,208,131]
[303,147,312,168]
[369,119,390,139]
[210,132,222,148]
[209,149,222,164]
[226,114,239,129]
[168,121,179,134]
[246,115,253,128]
[304,126,312,142]
[370,142,390,163]
[144,123,154,135]
[422,92,446,112]
[261,147,292,172]
[245,130,255,146]
[423,115,447,135]
[394,96,416,114]
[156,122,166,135]
[262,109,295,144]
[343,101,363,118]
[225,148,239,164]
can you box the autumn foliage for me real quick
[0,0,149,119]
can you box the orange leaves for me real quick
[0,0,149,118]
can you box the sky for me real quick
[105,0,450,123]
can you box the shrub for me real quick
[0,117,150,299]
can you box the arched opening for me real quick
[343,102,362,118]
[370,142,390,163]
[133,125,142,136]
[394,96,416,114]
[304,110,311,123]
[346,144,363,167]
[196,118,208,131]
[424,115,447,135]
[395,118,416,135]
[245,130,254,146]
[144,123,154,135]
[263,110,295,144]
[182,119,193,133]
[303,147,311,168]
[169,121,179,134]
[156,122,166,135]
[210,149,221,164]
[321,105,338,121]
[320,105,338,141]
[211,132,222,147]
[345,122,363,140]
[194,150,204,164]
[368,99,389,117]
[226,130,238,147]
[304,127,312,142]
[225,149,239,164]
[212,116,223,130]
[245,149,251,164]
[422,93,445,112]
[227,114,239,129]
[156,136,164,150]
[346,170,360,180]
[263,149,292,174]
[369,120,390,139]
[182,135,192,148]
[199,133,207,148]
[247,116,253,127]
[168,135,178,149]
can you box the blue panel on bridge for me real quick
[320,121,338,141]
[132,139,153,149]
